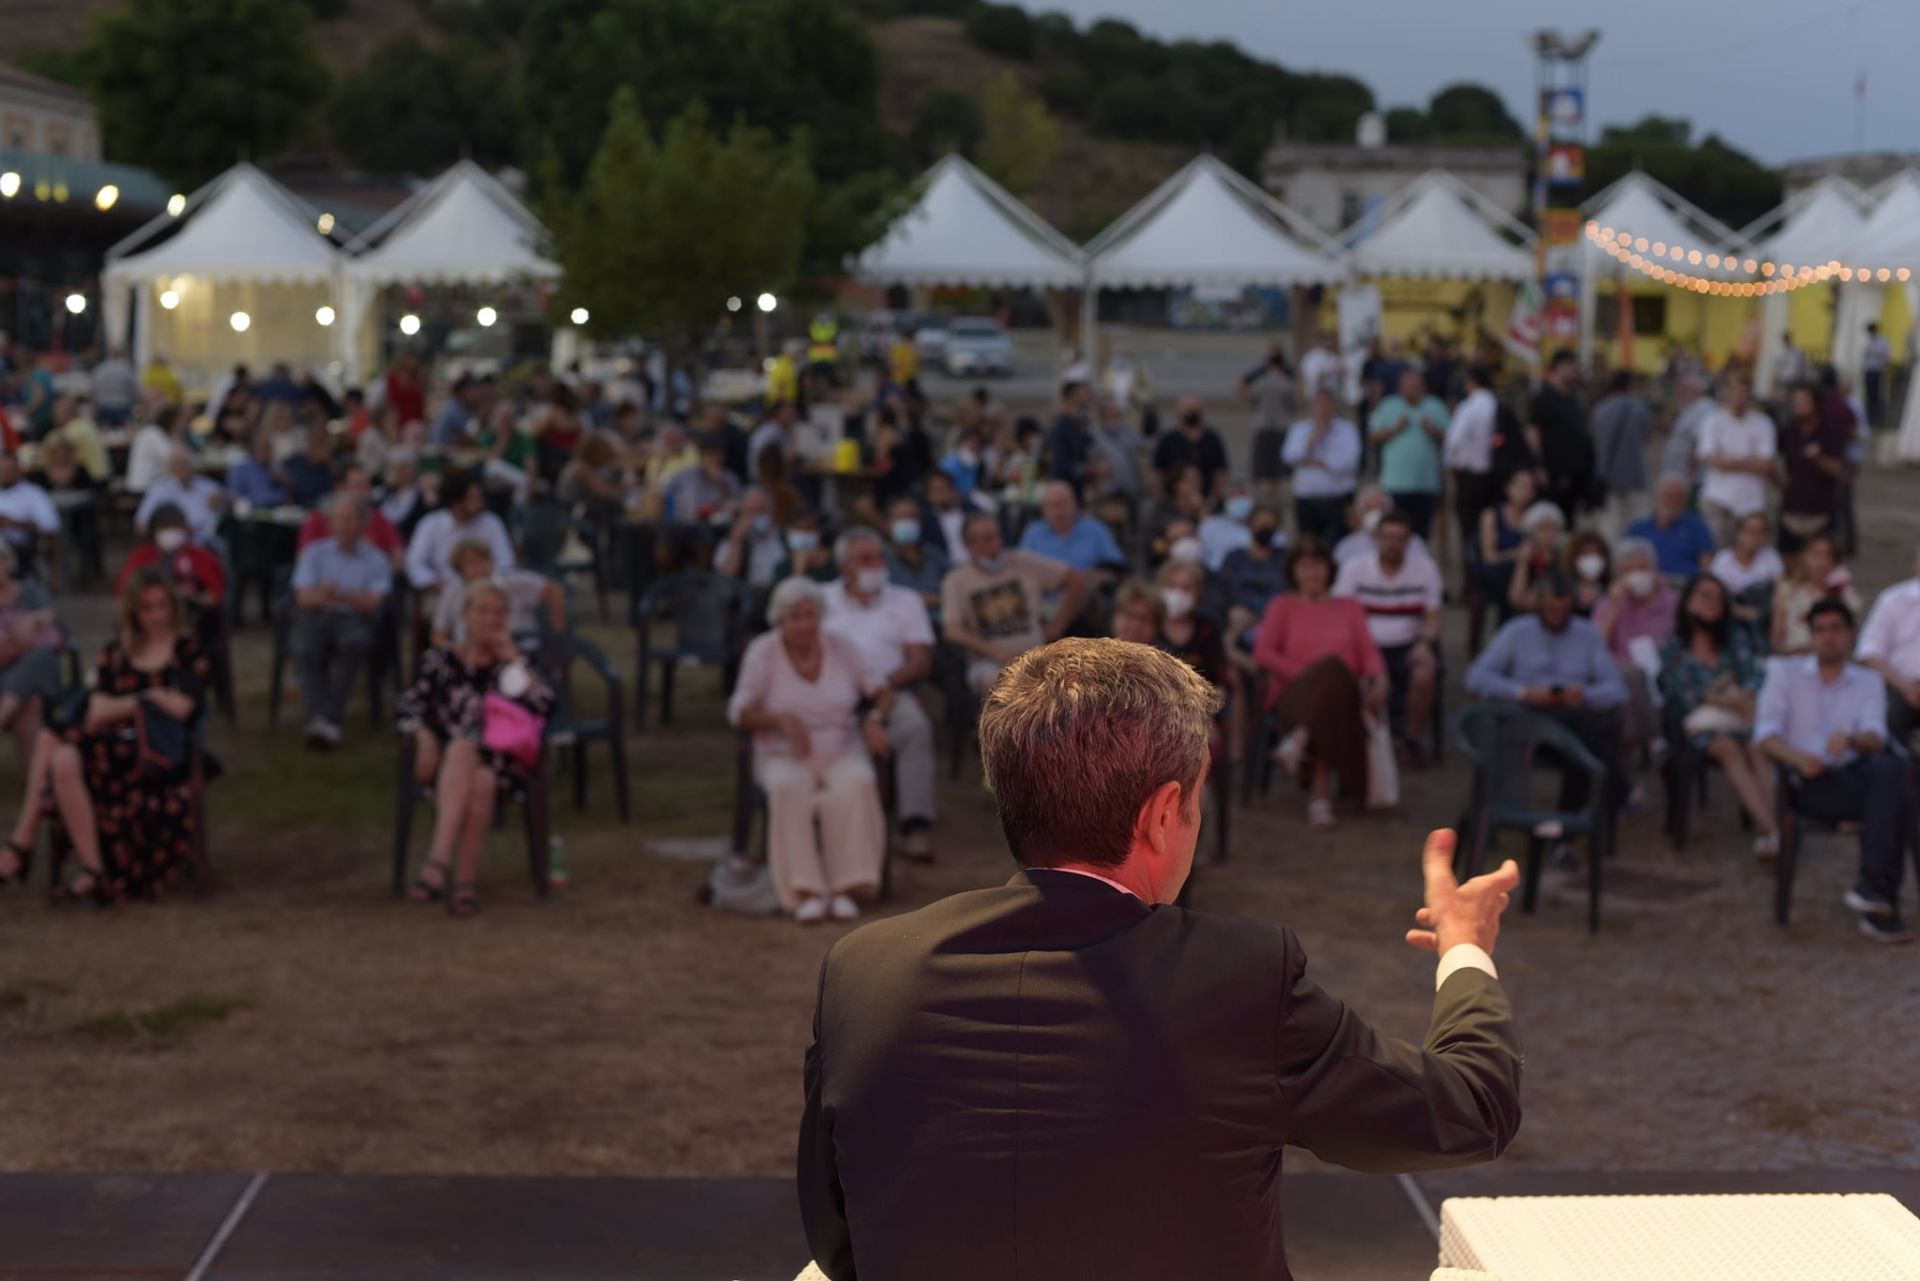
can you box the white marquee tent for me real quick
[338,160,560,383]
[1832,171,1920,388]
[102,163,344,382]
[1744,176,1872,390]
[855,154,1083,291]
[1580,172,1755,362]
[1342,171,1535,281]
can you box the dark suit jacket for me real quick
[799,868,1522,1281]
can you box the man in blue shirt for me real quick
[284,422,338,509]
[226,431,289,508]
[1467,569,1627,814]
[1018,482,1126,574]
[290,494,393,748]
[1757,598,1913,942]
[885,494,950,625]
[428,375,478,447]
[1627,474,1715,581]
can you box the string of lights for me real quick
[1584,221,1913,297]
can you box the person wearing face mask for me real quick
[775,512,836,585]
[1594,538,1680,797]
[942,513,1086,696]
[1335,483,1434,569]
[1219,504,1288,667]
[825,529,940,862]
[1153,558,1229,690]
[1563,531,1612,617]
[1197,483,1256,572]
[1018,481,1126,576]
[883,494,950,621]
[1152,395,1230,502]
[116,504,226,616]
[939,428,992,502]
[716,486,789,591]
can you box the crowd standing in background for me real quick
[0,320,1916,941]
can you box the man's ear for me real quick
[1139,779,1186,854]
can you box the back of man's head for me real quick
[980,638,1221,869]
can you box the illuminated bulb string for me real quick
[1583,222,1912,298]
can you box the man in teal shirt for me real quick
[1369,365,1448,538]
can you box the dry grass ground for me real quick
[4,465,1920,1178]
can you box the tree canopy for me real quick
[328,34,520,175]
[976,71,1058,197]
[1588,116,1782,231]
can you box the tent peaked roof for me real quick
[856,154,1083,290]
[1344,171,1534,281]
[346,160,558,284]
[1084,154,1343,288]
[1583,171,1753,276]
[103,162,340,285]
[1848,171,1920,266]
[1743,176,1870,266]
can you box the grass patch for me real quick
[71,995,251,1046]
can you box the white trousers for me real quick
[757,751,885,910]
[888,692,936,825]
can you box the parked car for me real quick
[942,316,1014,377]
[859,311,911,365]
[913,314,952,364]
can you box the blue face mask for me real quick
[787,530,819,553]
[751,513,771,536]
[890,519,921,546]
[1226,496,1254,522]
[976,554,1006,574]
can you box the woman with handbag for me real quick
[0,567,206,902]
[397,581,555,918]
[1658,574,1776,856]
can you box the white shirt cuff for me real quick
[1435,943,1498,990]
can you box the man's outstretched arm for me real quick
[798,956,856,1279]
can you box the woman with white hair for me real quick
[1505,500,1568,615]
[728,576,892,923]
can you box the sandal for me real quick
[449,884,479,919]
[53,863,110,908]
[408,861,451,904]
[0,838,33,887]
[1307,797,1336,829]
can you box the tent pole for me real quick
[1079,275,1097,377]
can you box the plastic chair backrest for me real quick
[1455,703,1604,814]
[517,500,577,571]
[639,571,746,664]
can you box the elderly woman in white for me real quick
[728,577,892,923]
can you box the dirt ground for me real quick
[4,465,1920,1179]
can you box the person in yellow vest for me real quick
[808,314,841,387]
[888,331,921,402]
[142,353,183,406]
[767,345,801,407]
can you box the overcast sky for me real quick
[1039,0,1918,166]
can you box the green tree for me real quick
[549,94,814,365]
[1587,118,1781,229]
[328,34,520,174]
[909,91,986,165]
[64,0,330,187]
[966,3,1037,60]
[977,71,1059,197]
[1427,83,1522,140]
[1386,106,1431,143]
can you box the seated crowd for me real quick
[0,336,1917,946]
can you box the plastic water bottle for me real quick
[548,835,569,891]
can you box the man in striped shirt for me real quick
[1334,509,1443,766]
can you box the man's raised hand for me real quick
[1405,828,1520,959]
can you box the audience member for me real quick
[1283,389,1362,545]
[1336,483,1432,567]
[774,511,836,584]
[1155,558,1229,691]
[117,505,224,617]
[717,487,789,592]
[1153,395,1230,501]
[298,465,402,562]
[1475,468,1538,612]
[51,395,109,482]
[1590,370,1654,544]
[89,347,138,426]
[1444,364,1500,547]
[1710,511,1784,630]
[430,540,564,650]
[290,495,392,748]
[0,541,63,754]
[398,581,555,918]
[1528,350,1595,521]
[825,530,939,861]
[227,431,291,508]
[662,434,741,524]
[1628,475,1715,582]
[1218,504,1287,657]
[1757,598,1914,942]
[1253,537,1385,828]
[403,471,515,592]
[1018,481,1126,573]
[1086,398,1146,505]
[1046,381,1095,492]
[1564,529,1612,616]
[1695,375,1775,547]
[942,513,1085,696]
[1368,366,1447,538]
[1777,381,1849,553]
[1197,482,1255,571]
[1335,510,1443,764]
[884,494,949,618]
[1658,373,1713,485]
[1774,534,1859,657]
[1593,537,1678,782]
[1110,578,1162,646]
[0,569,207,902]
[728,577,891,923]
[0,453,59,575]
[1856,543,1920,742]
[282,422,337,509]
[126,406,182,494]
[135,447,227,542]
[1466,570,1626,817]
[1506,501,1568,616]
[1658,574,1773,854]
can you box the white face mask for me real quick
[155,528,187,553]
[1575,553,1606,581]
[1361,509,1384,533]
[854,567,887,596]
[1169,536,1204,564]
[498,661,530,698]
[1625,568,1657,598]
[1160,587,1195,620]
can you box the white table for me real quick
[1440,1193,1920,1280]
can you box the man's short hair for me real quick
[1806,597,1856,631]
[834,526,884,565]
[1536,568,1577,601]
[961,511,1000,542]
[1548,349,1577,371]
[1377,509,1414,535]
[980,638,1223,869]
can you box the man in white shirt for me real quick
[1335,509,1444,765]
[825,528,939,861]
[1299,329,1344,399]
[1694,375,1776,547]
[1281,388,1362,545]
[403,471,515,591]
[1758,597,1912,942]
[90,347,140,426]
[1334,484,1432,568]
[1856,544,1920,743]
[134,446,228,543]
[1444,364,1499,549]
[1862,322,1892,427]
[0,453,60,576]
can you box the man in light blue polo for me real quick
[291,493,393,748]
[1369,364,1448,540]
[1017,481,1126,574]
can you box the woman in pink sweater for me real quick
[1254,536,1386,827]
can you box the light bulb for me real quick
[159,290,180,310]
[167,193,186,217]
[757,292,777,313]
[315,305,335,327]
[94,184,119,211]
[476,306,497,328]
[230,311,251,332]
[317,212,335,235]
[398,313,421,336]
[64,293,85,315]
[0,172,18,199]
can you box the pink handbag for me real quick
[483,692,545,768]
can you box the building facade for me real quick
[1262,139,1528,236]
[1783,152,1920,198]
[0,62,99,161]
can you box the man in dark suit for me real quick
[800,637,1523,1281]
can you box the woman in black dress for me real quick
[0,568,205,902]
[397,581,555,917]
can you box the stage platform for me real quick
[7,1168,1920,1280]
